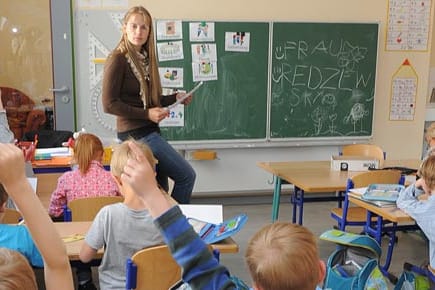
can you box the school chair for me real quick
[125,245,219,290]
[330,169,402,231]
[2,208,22,224]
[64,196,124,221]
[341,144,386,167]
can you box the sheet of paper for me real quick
[348,187,367,196]
[179,204,223,224]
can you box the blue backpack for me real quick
[320,229,388,290]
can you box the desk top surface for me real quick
[257,159,421,193]
[348,194,413,223]
[55,221,239,261]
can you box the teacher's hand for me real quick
[176,92,192,106]
[148,107,169,123]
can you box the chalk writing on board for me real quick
[270,23,378,139]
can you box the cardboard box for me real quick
[331,155,380,171]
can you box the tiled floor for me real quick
[36,196,427,289]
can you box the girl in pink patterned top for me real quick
[48,133,121,219]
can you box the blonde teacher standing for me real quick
[102,6,195,204]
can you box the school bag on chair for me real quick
[320,229,389,290]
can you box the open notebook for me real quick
[350,184,405,207]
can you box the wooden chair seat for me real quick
[128,245,182,290]
[67,196,124,221]
[331,206,376,223]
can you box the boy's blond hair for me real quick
[110,140,157,179]
[425,123,435,144]
[110,140,178,205]
[73,133,104,175]
[0,248,37,289]
[245,222,320,290]
[419,155,435,190]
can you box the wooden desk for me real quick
[348,193,418,275]
[257,159,421,223]
[55,221,239,262]
[32,157,73,173]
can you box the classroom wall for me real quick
[114,0,434,194]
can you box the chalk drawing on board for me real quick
[270,22,377,139]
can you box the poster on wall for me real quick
[156,20,183,40]
[389,59,417,121]
[386,0,432,51]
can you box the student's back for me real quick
[79,140,167,289]
[48,133,120,219]
[86,203,163,288]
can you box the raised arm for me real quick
[121,141,234,289]
[0,143,73,290]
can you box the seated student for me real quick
[397,155,435,287]
[48,132,121,220]
[79,140,175,290]
[0,183,43,268]
[48,132,121,289]
[0,143,73,290]
[120,141,326,290]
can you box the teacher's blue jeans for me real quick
[139,132,195,203]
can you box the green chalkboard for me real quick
[158,21,269,141]
[270,22,378,139]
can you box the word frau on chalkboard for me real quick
[270,22,378,139]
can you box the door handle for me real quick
[49,86,69,93]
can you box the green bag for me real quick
[394,263,431,290]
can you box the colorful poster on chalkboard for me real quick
[156,20,183,40]
[158,67,183,88]
[225,32,250,52]
[389,59,417,121]
[189,22,215,42]
[160,105,184,127]
[157,41,184,61]
[386,0,431,51]
[191,43,217,62]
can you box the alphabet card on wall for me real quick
[386,0,432,51]
[389,59,417,121]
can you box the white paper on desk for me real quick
[179,204,223,224]
[349,187,367,196]
[9,178,38,211]
[35,147,71,157]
